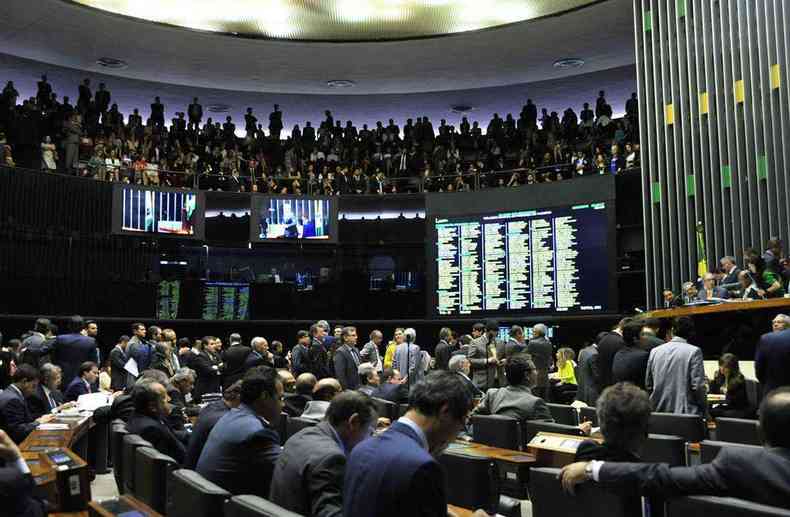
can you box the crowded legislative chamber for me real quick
[2,0,790,516]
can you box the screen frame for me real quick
[424,175,618,319]
[111,184,205,240]
[249,194,339,244]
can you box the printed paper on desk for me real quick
[77,392,111,411]
[37,423,70,430]
[124,357,139,377]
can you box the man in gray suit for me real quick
[269,392,377,517]
[392,328,422,390]
[575,341,600,406]
[504,325,527,360]
[697,272,730,300]
[333,326,361,390]
[526,323,553,400]
[645,317,707,415]
[359,330,383,372]
[471,354,553,422]
[467,320,501,391]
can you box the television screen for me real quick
[157,280,180,319]
[113,185,204,238]
[202,282,250,320]
[251,196,335,241]
[497,325,556,343]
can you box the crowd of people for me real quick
[1,76,640,195]
[1,307,789,515]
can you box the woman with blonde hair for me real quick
[383,327,405,369]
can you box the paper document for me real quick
[77,392,112,412]
[124,357,139,377]
[38,423,70,430]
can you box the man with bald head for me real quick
[284,372,316,417]
[697,272,729,300]
[301,378,342,421]
[245,337,274,370]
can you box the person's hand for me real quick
[487,357,497,365]
[757,289,767,297]
[36,414,56,424]
[578,421,593,435]
[559,462,590,495]
[56,401,77,411]
[0,430,22,462]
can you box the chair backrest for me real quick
[648,412,706,443]
[224,495,305,517]
[439,452,499,514]
[699,440,763,464]
[167,469,231,517]
[278,412,289,445]
[666,495,790,517]
[529,467,631,517]
[641,434,686,466]
[524,421,584,445]
[744,379,762,416]
[579,406,598,426]
[121,434,152,495]
[471,414,522,451]
[715,417,762,446]
[547,403,578,425]
[110,420,128,494]
[135,446,177,514]
[398,403,409,417]
[371,397,399,422]
[285,416,318,441]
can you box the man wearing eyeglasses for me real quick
[269,392,378,517]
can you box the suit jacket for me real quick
[453,371,483,398]
[192,351,222,402]
[126,412,186,465]
[467,335,497,390]
[334,345,361,390]
[646,337,707,415]
[0,457,44,517]
[612,346,649,390]
[109,345,128,391]
[242,350,273,372]
[372,382,408,404]
[283,393,311,417]
[291,343,310,376]
[126,337,154,373]
[433,340,453,371]
[27,384,64,420]
[196,404,281,497]
[222,345,252,389]
[359,340,382,371]
[0,386,37,443]
[52,333,98,385]
[720,267,742,289]
[184,400,230,469]
[755,329,790,395]
[595,332,625,389]
[473,384,553,422]
[308,339,332,380]
[597,446,790,509]
[63,377,91,402]
[344,421,447,517]
[526,336,553,388]
[697,287,730,300]
[575,344,600,406]
[270,420,346,517]
[393,343,422,386]
[504,338,527,360]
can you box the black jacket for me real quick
[0,386,37,443]
[26,384,64,420]
[434,340,453,370]
[52,333,98,385]
[283,393,311,417]
[333,345,360,390]
[611,346,649,390]
[126,412,187,465]
[596,331,625,389]
[109,345,128,391]
[192,351,223,402]
[0,457,44,517]
[222,346,252,389]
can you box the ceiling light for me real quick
[326,80,356,89]
[553,58,586,69]
[207,103,231,113]
[450,104,476,114]
[95,57,128,69]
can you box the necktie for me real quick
[47,391,56,411]
[351,347,360,367]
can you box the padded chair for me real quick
[439,452,499,515]
[641,434,686,466]
[699,440,762,464]
[121,434,152,496]
[648,413,706,443]
[547,403,578,425]
[88,405,111,474]
[744,379,762,416]
[285,416,318,441]
[530,467,631,517]
[371,397,399,422]
[715,417,762,446]
[110,419,128,494]
[134,446,177,514]
[167,469,231,517]
[224,495,305,517]
[579,406,598,426]
[470,414,522,450]
[666,495,790,517]
[278,412,289,445]
[524,420,584,445]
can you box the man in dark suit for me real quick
[307,324,332,380]
[575,341,600,406]
[373,368,409,403]
[0,429,45,517]
[243,337,274,372]
[192,336,223,402]
[433,327,454,371]
[697,272,730,300]
[334,326,362,390]
[51,315,98,386]
[467,320,500,391]
[504,325,527,360]
[284,373,316,417]
[595,318,629,390]
[526,323,554,399]
[0,365,55,443]
[184,381,241,469]
[221,334,252,389]
[448,355,483,398]
[560,387,790,509]
[344,372,486,517]
[27,364,66,420]
[109,335,129,392]
[719,255,741,290]
[197,366,283,497]
[472,354,552,422]
[270,392,377,516]
[187,97,202,131]
[63,361,98,402]
[756,327,790,395]
[18,318,51,368]
[126,379,187,464]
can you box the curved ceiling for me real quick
[0,0,635,95]
[68,0,598,41]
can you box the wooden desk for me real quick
[448,504,475,517]
[647,297,790,318]
[20,414,94,452]
[51,495,163,517]
[448,441,536,465]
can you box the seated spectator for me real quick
[284,372,316,417]
[697,272,729,300]
[168,367,199,430]
[109,369,170,423]
[681,281,699,304]
[709,353,751,419]
[343,371,487,517]
[126,378,187,464]
[26,364,67,420]
[63,361,98,402]
[737,270,764,299]
[747,255,785,298]
[612,322,649,390]
[372,367,408,403]
[551,347,578,403]
[472,354,552,422]
[560,387,790,509]
[270,392,377,517]
[244,336,275,370]
[196,366,283,497]
[0,429,45,517]
[184,380,242,469]
[448,354,482,398]
[302,378,343,421]
[357,362,379,397]
[0,365,55,443]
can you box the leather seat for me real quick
[648,412,706,443]
[135,446,177,513]
[121,434,152,496]
[666,495,790,517]
[110,419,128,494]
[440,451,499,515]
[547,403,578,425]
[715,417,762,446]
[699,440,762,464]
[470,414,522,450]
[530,467,631,517]
[167,469,231,517]
[224,495,305,517]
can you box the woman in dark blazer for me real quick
[709,353,751,419]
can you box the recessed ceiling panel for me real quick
[69,0,599,40]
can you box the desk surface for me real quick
[51,495,163,517]
[448,504,475,517]
[647,297,790,318]
[20,414,93,452]
[448,440,536,464]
